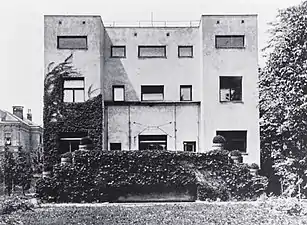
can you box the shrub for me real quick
[249,163,260,169]
[61,152,73,159]
[36,150,268,202]
[0,196,34,215]
[212,135,226,144]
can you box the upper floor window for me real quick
[138,46,166,58]
[215,35,244,49]
[63,78,85,103]
[216,131,247,153]
[178,46,193,58]
[220,76,242,102]
[111,46,126,58]
[141,85,164,101]
[180,85,192,101]
[113,85,125,102]
[57,36,88,50]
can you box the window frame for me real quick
[112,85,125,102]
[138,46,167,58]
[63,77,85,103]
[183,141,196,152]
[215,35,245,49]
[111,45,126,58]
[219,76,243,102]
[57,36,88,50]
[178,46,193,58]
[141,85,164,101]
[180,85,192,101]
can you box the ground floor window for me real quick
[139,135,167,150]
[183,141,196,152]
[59,132,87,154]
[216,130,247,152]
[110,143,122,150]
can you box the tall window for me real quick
[138,46,166,58]
[216,131,247,153]
[180,85,192,101]
[220,77,242,102]
[141,85,164,101]
[178,46,193,58]
[111,46,126,58]
[113,85,125,102]
[57,36,87,50]
[183,141,196,152]
[63,78,85,103]
[215,35,245,48]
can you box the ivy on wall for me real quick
[43,54,103,169]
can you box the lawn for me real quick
[2,200,307,225]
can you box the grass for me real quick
[2,200,307,225]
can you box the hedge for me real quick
[36,150,268,202]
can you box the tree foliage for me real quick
[260,1,307,196]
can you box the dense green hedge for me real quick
[43,57,102,169]
[36,150,268,202]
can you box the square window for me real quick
[180,85,192,101]
[183,141,196,152]
[138,46,166,58]
[220,77,242,102]
[216,131,247,152]
[178,46,193,58]
[215,35,244,48]
[111,46,126,58]
[57,36,87,50]
[63,78,85,103]
[110,143,122,150]
[141,85,164,101]
[113,85,125,101]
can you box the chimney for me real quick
[12,106,24,120]
[27,109,32,121]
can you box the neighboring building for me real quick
[44,14,260,165]
[0,106,43,153]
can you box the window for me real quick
[57,36,87,50]
[180,85,192,101]
[220,76,242,102]
[110,143,122,150]
[113,85,125,102]
[4,133,11,146]
[63,78,85,103]
[139,135,167,150]
[138,46,166,58]
[141,85,164,101]
[111,46,126,58]
[178,46,193,58]
[216,131,247,152]
[59,132,87,154]
[215,35,245,48]
[183,141,196,152]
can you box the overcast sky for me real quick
[0,0,303,125]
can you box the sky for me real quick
[0,0,304,126]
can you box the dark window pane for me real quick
[183,141,196,152]
[216,131,247,152]
[220,77,242,102]
[216,35,244,48]
[110,143,122,150]
[139,135,167,150]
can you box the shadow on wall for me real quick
[103,32,139,101]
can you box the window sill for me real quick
[138,56,167,59]
[215,47,245,49]
[220,101,244,104]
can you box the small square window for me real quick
[220,77,242,102]
[216,131,247,153]
[178,46,193,58]
[180,85,192,101]
[215,35,245,48]
[111,46,126,58]
[57,36,87,50]
[183,141,196,152]
[113,85,125,101]
[141,85,164,101]
[63,78,85,103]
[110,143,121,150]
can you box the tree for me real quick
[260,1,307,197]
